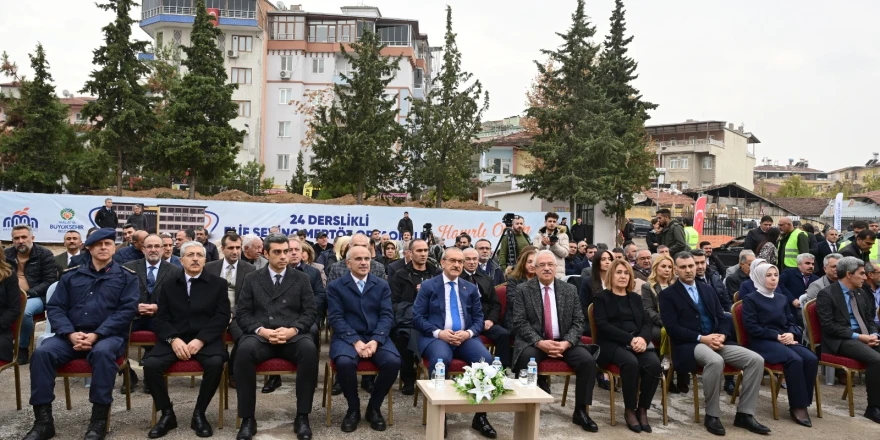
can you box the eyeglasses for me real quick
[144,245,163,250]
[444,258,464,265]
[536,262,556,269]
[183,252,206,259]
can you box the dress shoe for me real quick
[676,371,690,393]
[471,413,497,438]
[331,381,343,396]
[864,406,880,424]
[341,408,361,432]
[228,377,236,389]
[401,381,415,396]
[261,375,282,393]
[597,375,611,391]
[638,408,652,433]
[624,408,642,433]
[294,413,312,440]
[724,377,736,396]
[23,404,55,440]
[18,347,30,365]
[120,369,138,394]
[191,410,213,437]
[572,407,599,433]
[537,376,551,395]
[733,412,770,435]
[789,408,812,428]
[704,415,726,436]
[83,404,111,440]
[148,408,178,438]
[361,376,375,393]
[235,417,257,440]
[365,406,387,431]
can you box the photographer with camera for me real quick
[497,214,532,273]
[533,212,569,278]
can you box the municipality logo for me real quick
[60,208,75,221]
[3,207,39,229]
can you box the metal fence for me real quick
[676,212,749,237]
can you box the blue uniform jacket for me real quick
[48,262,139,338]
[413,275,483,355]
[327,273,398,360]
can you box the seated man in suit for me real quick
[205,233,255,388]
[144,241,231,438]
[413,247,497,438]
[460,248,510,368]
[816,256,880,424]
[233,233,318,440]
[779,253,818,327]
[123,234,184,393]
[327,246,400,432]
[24,228,139,440]
[55,230,82,276]
[659,251,769,436]
[508,250,599,432]
[160,234,183,267]
[800,253,842,305]
[114,230,147,264]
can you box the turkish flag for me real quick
[694,196,707,235]
[206,8,220,26]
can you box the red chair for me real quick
[0,292,26,410]
[480,285,510,356]
[322,359,394,427]
[804,299,863,417]
[151,359,226,429]
[588,304,668,426]
[731,300,822,420]
[234,358,298,428]
[223,332,235,409]
[130,329,157,361]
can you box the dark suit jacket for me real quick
[291,263,326,315]
[149,271,230,358]
[413,274,483,355]
[507,278,584,366]
[592,289,653,366]
[659,280,733,372]
[817,281,879,354]
[386,258,408,282]
[123,259,183,306]
[461,271,501,325]
[0,275,21,362]
[235,266,316,344]
[55,252,72,278]
[815,241,841,277]
[327,273,398,360]
[779,267,817,310]
[205,259,255,340]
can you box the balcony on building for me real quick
[140,0,258,28]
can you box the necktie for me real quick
[274,274,282,290]
[850,293,869,335]
[448,281,462,332]
[146,266,156,294]
[225,265,235,287]
[187,277,193,297]
[688,285,699,304]
[803,276,809,288]
[832,243,836,252]
[543,286,554,339]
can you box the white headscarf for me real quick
[750,262,776,298]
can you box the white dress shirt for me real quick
[223,260,238,306]
[432,274,472,339]
[269,267,286,285]
[184,273,200,296]
[539,281,560,339]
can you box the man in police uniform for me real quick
[24,228,139,440]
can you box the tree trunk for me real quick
[115,147,123,196]
[356,178,364,205]
[189,171,196,199]
[569,199,576,221]
[435,179,443,208]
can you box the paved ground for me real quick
[2,326,879,440]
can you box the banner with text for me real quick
[0,192,552,247]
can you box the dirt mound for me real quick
[87,188,201,199]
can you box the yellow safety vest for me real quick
[778,229,805,268]
[684,226,699,250]
[843,240,880,264]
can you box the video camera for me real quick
[422,223,433,237]
[502,213,516,228]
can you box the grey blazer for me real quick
[123,259,183,305]
[801,275,832,305]
[235,266,316,344]
[205,259,256,340]
[508,278,585,365]
[640,282,663,328]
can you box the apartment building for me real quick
[263,4,432,185]
[645,119,760,191]
[827,153,880,184]
[754,157,830,192]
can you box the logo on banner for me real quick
[60,208,75,221]
[3,207,39,230]
[51,207,83,231]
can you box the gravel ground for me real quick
[1,326,879,440]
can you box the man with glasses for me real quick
[461,248,510,367]
[328,233,386,283]
[474,238,504,286]
[414,247,498,438]
[498,215,532,273]
[780,253,818,327]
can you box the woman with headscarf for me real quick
[741,263,818,427]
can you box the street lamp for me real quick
[655,146,667,210]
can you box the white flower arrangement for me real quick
[451,360,512,404]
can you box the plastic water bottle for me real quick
[492,357,503,372]
[434,359,446,390]
[527,357,538,387]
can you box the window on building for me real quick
[680,157,689,169]
[156,31,164,48]
[689,136,696,145]
[235,101,251,117]
[312,58,324,74]
[74,112,83,122]
[278,121,291,137]
[489,158,512,175]
[230,67,252,84]
[668,137,676,146]
[279,88,292,105]
[669,158,680,169]
[277,154,290,171]
[670,183,678,190]
[414,68,423,89]
[308,21,337,43]
[702,156,712,169]
[272,16,305,40]
[376,24,409,46]
[701,181,712,187]
[234,35,253,52]
[280,55,293,71]
[681,182,689,190]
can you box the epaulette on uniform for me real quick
[121,266,137,274]
[63,265,80,273]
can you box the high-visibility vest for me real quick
[778,229,805,268]
[842,239,880,264]
[684,226,699,249]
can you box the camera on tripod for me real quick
[422,223,432,237]
[502,213,516,228]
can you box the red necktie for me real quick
[543,286,554,339]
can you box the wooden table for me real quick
[416,379,554,440]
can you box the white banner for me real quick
[0,191,552,247]
[834,192,843,231]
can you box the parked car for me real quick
[713,235,747,268]
[631,218,653,237]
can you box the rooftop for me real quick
[768,197,830,217]
[638,189,694,206]
[754,164,826,174]
[646,119,760,143]
[851,190,880,205]
[60,97,96,106]
[479,131,533,147]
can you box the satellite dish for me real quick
[276,1,286,10]
[62,90,71,97]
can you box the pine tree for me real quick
[521,59,556,136]
[80,0,156,195]
[0,46,72,193]
[517,0,621,215]
[400,6,490,208]
[286,151,308,194]
[154,0,243,199]
[310,29,403,204]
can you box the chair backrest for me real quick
[803,299,821,351]
[730,301,748,347]
[11,291,26,361]
[732,291,739,303]
[36,282,58,348]
[587,303,598,340]
[495,285,507,321]
[566,275,582,292]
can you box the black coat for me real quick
[149,271,231,358]
[742,228,767,253]
[659,281,733,373]
[235,267,316,343]
[817,282,878,354]
[397,217,414,235]
[0,274,21,362]
[390,262,439,329]
[461,271,501,325]
[94,207,118,229]
[5,245,57,304]
[127,213,147,231]
[202,241,220,263]
[815,241,841,277]
[592,289,653,366]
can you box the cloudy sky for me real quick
[2,0,878,171]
